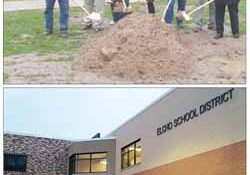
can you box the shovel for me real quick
[122,0,127,10]
[72,0,101,21]
[177,0,215,21]
[161,0,173,22]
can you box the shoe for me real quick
[44,30,52,36]
[207,25,216,31]
[93,25,105,31]
[233,33,240,38]
[109,21,116,25]
[61,32,68,38]
[176,17,184,29]
[177,23,184,29]
[192,26,202,33]
[214,33,223,39]
[83,24,92,30]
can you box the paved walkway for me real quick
[4,0,138,12]
[4,0,80,11]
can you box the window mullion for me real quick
[76,156,79,173]
[121,139,141,170]
[90,154,92,173]
[134,143,136,165]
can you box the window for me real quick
[69,152,107,174]
[121,139,141,169]
[4,154,27,172]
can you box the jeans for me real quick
[111,2,126,22]
[164,0,186,25]
[44,0,69,33]
[194,0,215,28]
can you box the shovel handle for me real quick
[122,0,127,10]
[161,0,172,21]
[188,0,215,16]
[72,0,90,15]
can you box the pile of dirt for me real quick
[75,13,196,81]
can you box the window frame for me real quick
[69,152,107,174]
[121,139,141,170]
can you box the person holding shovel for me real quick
[44,0,69,38]
[108,0,155,24]
[108,0,139,24]
[108,0,127,23]
[83,0,105,30]
[214,0,240,39]
[193,0,216,32]
[164,0,187,28]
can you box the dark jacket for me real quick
[215,0,239,4]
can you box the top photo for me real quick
[3,0,246,84]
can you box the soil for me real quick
[4,14,246,84]
[75,13,194,83]
[4,53,74,84]
[73,13,246,84]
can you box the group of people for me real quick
[44,0,240,39]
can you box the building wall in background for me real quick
[133,140,246,175]
[110,88,246,175]
[68,138,116,175]
[4,134,72,175]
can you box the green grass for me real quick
[3,72,9,81]
[235,0,246,34]
[4,8,80,56]
[4,1,245,56]
[4,7,112,56]
[156,0,246,33]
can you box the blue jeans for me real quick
[164,0,186,25]
[44,0,69,33]
[111,2,126,22]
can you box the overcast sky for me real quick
[4,88,170,140]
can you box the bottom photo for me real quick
[3,87,246,175]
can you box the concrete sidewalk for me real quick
[4,0,80,11]
[4,0,138,12]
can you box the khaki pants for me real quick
[194,0,215,28]
[83,0,105,27]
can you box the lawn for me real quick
[4,7,112,56]
[4,0,246,56]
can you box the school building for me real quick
[4,88,246,175]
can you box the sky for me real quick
[4,88,170,140]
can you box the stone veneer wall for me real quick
[4,134,72,175]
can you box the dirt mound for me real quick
[75,13,195,81]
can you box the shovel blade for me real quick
[177,11,192,21]
[87,12,101,21]
[184,16,192,21]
